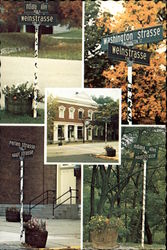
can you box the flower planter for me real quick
[106,148,116,157]
[23,213,32,222]
[5,97,32,115]
[90,228,118,249]
[6,210,20,222]
[25,229,48,248]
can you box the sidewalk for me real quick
[0,217,81,249]
[47,142,119,163]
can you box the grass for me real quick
[0,29,82,60]
[53,28,82,38]
[0,109,44,124]
[123,242,166,249]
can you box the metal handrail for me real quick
[29,189,56,213]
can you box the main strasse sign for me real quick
[101,25,163,51]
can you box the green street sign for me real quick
[24,2,48,13]
[101,25,163,51]
[18,14,56,26]
[135,153,157,161]
[108,43,151,65]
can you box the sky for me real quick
[46,88,121,101]
[100,0,124,15]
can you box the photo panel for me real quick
[45,88,121,165]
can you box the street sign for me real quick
[11,150,34,159]
[133,144,145,151]
[18,14,56,26]
[24,2,48,13]
[108,43,151,66]
[101,25,163,51]
[135,153,157,161]
[9,140,36,150]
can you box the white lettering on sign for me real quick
[137,27,161,40]
[9,140,35,150]
[21,15,54,23]
[133,144,145,150]
[111,46,147,61]
[103,32,134,45]
[9,140,21,147]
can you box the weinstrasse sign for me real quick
[108,43,151,65]
[18,14,56,25]
[101,25,163,51]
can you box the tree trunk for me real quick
[145,213,153,244]
[89,165,97,220]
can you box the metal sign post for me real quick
[9,140,35,244]
[18,2,56,118]
[141,157,147,249]
[33,24,39,118]
[20,154,24,243]
[127,60,133,125]
[133,144,158,248]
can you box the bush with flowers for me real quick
[24,217,46,232]
[2,82,44,102]
[89,215,123,233]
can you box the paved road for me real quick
[0,217,80,249]
[47,142,120,164]
[1,56,82,108]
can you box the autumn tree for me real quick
[85,0,166,124]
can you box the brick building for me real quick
[0,126,81,212]
[52,92,98,143]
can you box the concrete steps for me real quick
[0,204,81,220]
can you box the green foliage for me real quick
[89,215,123,233]
[47,95,58,143]
[2,82,44,102]
[84,0,111,87]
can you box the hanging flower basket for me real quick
[25,229,48,248]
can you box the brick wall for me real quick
[56,102,97,123]
[0,126,57,204]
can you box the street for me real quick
[47,142,120,164]
[1,56,82,108]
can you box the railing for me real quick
[29,189,56,213]
[29,187,78,216]
[52,187,78,216]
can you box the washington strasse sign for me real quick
[108,43,151,65]
[101,25,163,51]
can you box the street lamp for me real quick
[82,116,90,143]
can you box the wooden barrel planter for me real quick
[5,97,32,115]
[91,228,118,249]
[25,229,48,248]
[6,210,20,222]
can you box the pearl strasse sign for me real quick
[108,43,151,65]
[101,25,163,50]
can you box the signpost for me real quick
[9,140,35,243]
[18,1,56,118]
[102,25,163,124]
[132,144,158,248]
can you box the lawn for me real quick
[0,109,44,124]
[0,29,82,60]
